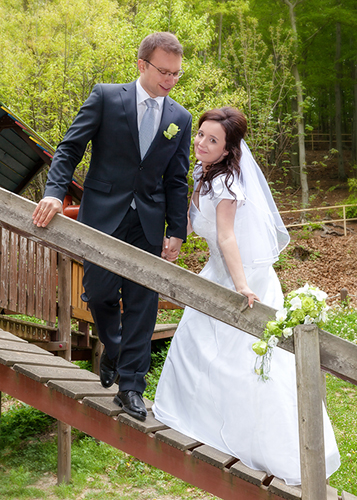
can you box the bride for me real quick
[152,107,340,485]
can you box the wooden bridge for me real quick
[0,187,357,500]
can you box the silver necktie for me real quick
[139,98,158,159]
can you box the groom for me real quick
[32,32,192,421]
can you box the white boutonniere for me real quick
[163,123,180,140]
[252,284,329,381]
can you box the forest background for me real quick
[1,0,357,207]
[1,1,357,499]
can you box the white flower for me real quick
[304,315,314,325]
[296,283,310,294]
[276,308,288,322]
[290,296,302,311]
[268,336,279,348]
[282,327,293,338]
[310,288,328,301]
[318,308,329,323]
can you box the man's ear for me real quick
[137,59,145,73]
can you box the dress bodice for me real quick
[189,166,245,288]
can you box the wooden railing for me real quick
[281,203,357,236]
[0,188,356,500]
[305,132,352,150]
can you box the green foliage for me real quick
[0,403,55,450]
[339,178,357,219]
[325,306,357,344]
[144,341,171,401]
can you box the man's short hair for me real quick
[138,32,183,61]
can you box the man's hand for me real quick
[32,198,62,227]
[161,236,183,262]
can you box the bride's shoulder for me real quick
[211,173,245,201]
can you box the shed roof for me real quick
[0,103,82,202]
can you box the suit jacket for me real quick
[44,81,192,245]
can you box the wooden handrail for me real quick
[0,187,356,386]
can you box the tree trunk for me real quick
[353,58,357,163]
[290,97,300,187]
[282,0,309,207]
[335,22,347,180]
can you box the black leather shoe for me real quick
[114,390,147,421]
[100,349,119,388]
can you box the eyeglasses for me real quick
[144,59,184,79]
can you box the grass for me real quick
[0,307,356,498]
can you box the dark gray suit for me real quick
[45,81,192,392]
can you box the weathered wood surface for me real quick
[192,445,235,469]
[155,428,201,451]
[0,226,57,322]
[294,325,327,500]
[1,331,354,500]
[0,188,356,385]
[230,461,268,487]
[13,365,99,383]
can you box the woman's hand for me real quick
[237,285,260,308]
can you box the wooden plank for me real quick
[46,380,118,399]
[71,305,93,323]
[152,324,177,340]
[342,491,357,500]
[0,339,54,354]
[118,411,168,434]
[12,365,101,384]
[0,188,357,385]
[82,396,124,416]
[0,330,27,342]
[42,246,51,321]
[57,254,71,361]
[8,231,18,311]
[0,350,72,367]
[155,428,201,451]
[26,239,35,316]
[326,485,339,499]
[0,228,9,308]
[268,478,302,499]
[18,236,27,312]
[49,249,57,324]
[229,461,268,487]
[71,261,80,308]
[294,324,327,500]
[192,445,235,469]
[35,243,43,318]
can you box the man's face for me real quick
[138,48,182,98]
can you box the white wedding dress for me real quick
[153,156,340,486]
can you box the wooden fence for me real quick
[281,204,357,236]
[0,188,356,500]
[305,132,352,150]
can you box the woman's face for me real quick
[194,120,228,169]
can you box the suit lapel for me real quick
[120,81,140,155]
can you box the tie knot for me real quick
[145,98,158,109]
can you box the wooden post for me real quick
[57,254,72,484]
[340,288,348,304]
[294,324,327,500]
[57,421,71,484]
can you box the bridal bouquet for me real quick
[252,284,329,381]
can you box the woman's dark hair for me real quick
[197,107,247,198]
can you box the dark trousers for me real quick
[83,207,161,394]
